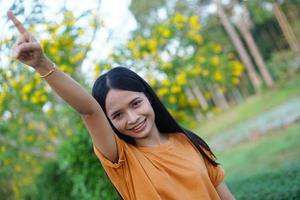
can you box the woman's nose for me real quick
[127,110,139,124]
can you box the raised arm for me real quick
[7,11,118,163]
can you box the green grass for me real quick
[196,73,300,139]
[216,122,300,182]
[194,74,300,199]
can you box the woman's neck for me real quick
[135,126,169,148]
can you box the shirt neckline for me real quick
[135,133,177,152]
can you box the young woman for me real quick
[7,11,235,200]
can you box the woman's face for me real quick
[105,89,156,140]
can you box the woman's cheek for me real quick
[115,120,125,132]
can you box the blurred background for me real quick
[0,0,299,199]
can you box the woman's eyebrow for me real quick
[129,97,141,105]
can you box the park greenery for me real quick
[0,0,300,199]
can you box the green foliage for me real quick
[266,50,300,80]
[0,2,101,199]
[26,126,119,200]
[228,164,300,200]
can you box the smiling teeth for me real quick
[133,120,144,130]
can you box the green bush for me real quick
[266,50,300,80]
[228,164,300,200]
[26,127,119,200]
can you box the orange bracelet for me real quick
[40,67,55,78]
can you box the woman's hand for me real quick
[7,10,50,68]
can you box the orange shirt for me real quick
[93,132,225,200]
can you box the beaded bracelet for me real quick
[40,67,55,78]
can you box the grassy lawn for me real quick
[196,73,300,140]
[217,122,300,182]
[193,74,300,199]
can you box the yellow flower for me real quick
[30,95,39,104]
[0,145,6,153]
[40,39,48,48]
[204,91,212,99]
[179,95,188,107]
[171,85,181,93]
[211,56,220,66]
[193,35,203,44]
[49,128,57,140]
[41,95,47,103]
[132,50,141,59]
[4,159,12,165]
[22,84,32,94]
[202,69,209,77]
[218,86,226,94]
[176,72,187,86]
[140,39,147,46]
[65,11,74,18]
[232,61,244,76]
[66,128,73,136]
[162,79,170,86]
[213,44,222,53]
[22,94,28,101]
[25,135,35,143]
[28,122,36,130]
[127,41,135,49]
[147,39,157,51]
[162,63,173,70]
[149,78,156,87]
[213,71,223,81]
[232,77,240,85]
[72,52,85,62]
[196,56,205,64]
[157,88,169,97]
[168,95,177,104]
[78,29,85,35]
[212,107,221,113]
[49,46,57,55]
[189,15,201,30]
[60,64,70,73]
[14,164,22,173]
[189,99,198,108]
[190,66,202,76]
[0,90,6,103]
[173,13,186,29]
[162,29,171,38]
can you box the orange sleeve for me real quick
[203,149,225,187]
[93,134,126,168]
[206,161,225,187]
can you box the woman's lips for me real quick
[131,119,147,133]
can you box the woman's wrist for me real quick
[34,57,56,77]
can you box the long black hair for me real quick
[92,66,219,166]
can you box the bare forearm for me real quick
[35,58,98,115]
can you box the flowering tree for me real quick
[97,12,244,127]
[0,5,104,198]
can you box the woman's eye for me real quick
[113,113,122,119]
[133,100,142,107]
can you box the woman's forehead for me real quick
[105,89,144,113]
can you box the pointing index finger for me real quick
[7,10,27,34]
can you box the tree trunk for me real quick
[190,81,209,110]
[207,84,229,110]
[214,0,262,92]
[235,6,274,87]
[273,2,300,53]
[184,87,204,121]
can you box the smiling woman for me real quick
[7,10,235,200]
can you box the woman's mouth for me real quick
[131,119,147,133]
